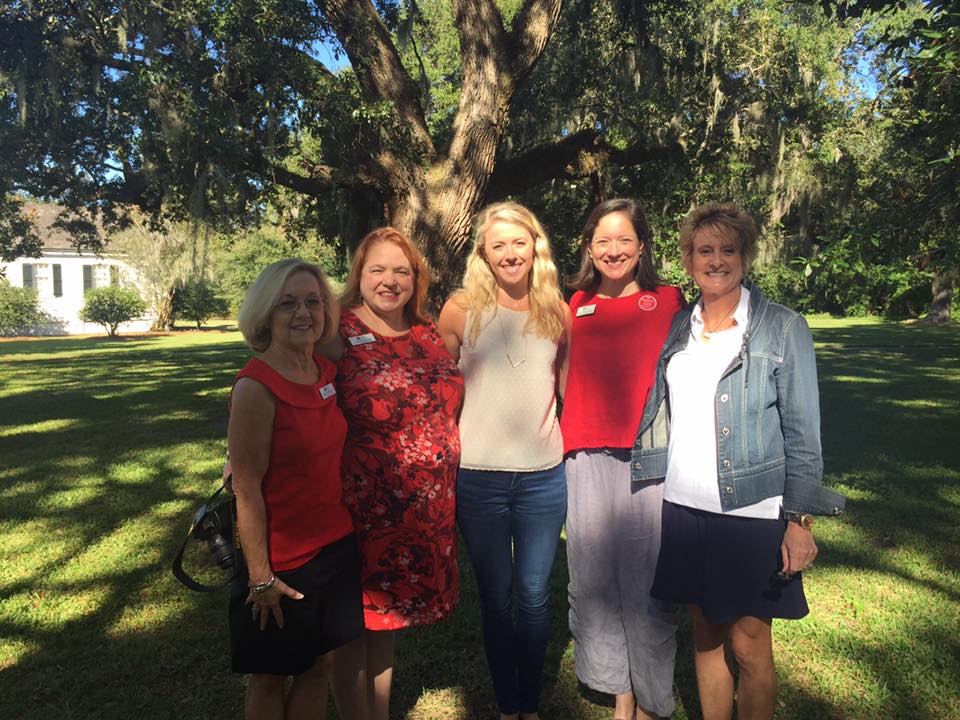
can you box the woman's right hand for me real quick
[246,577,305,630]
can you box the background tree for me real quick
[172,278,229,329]
[110,220,213,331]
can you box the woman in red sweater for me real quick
[229,259,367,720]
[561,199,685,720]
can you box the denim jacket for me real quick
[631,287,846,516]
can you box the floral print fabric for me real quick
[336,311,465,629]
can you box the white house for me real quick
[1,203,156,335]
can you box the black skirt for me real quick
[650,501,808,624]
[229,533,364,675]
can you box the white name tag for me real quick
[348,333,376,346]
[576,304,597,317]
[319,383,336,399]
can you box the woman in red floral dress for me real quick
[330,227,464,720]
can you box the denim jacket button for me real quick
[724,485,734,494]
[722,459,731,468]
[721,426,730,436]
[633,462,642,470]
[720,393,729,402]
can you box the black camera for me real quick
[192,500,236,571]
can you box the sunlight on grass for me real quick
[827,375,889,384]
[0,418,80,436]
[405,686,467,719]
[0,323,957,720]
[0,638,40,671]
[2,586,108,630]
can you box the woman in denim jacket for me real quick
[633,203,845,720]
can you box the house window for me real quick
[83,264,120,294]
[30,263,55,298]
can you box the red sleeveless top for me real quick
[561,285,685,454]
[234,355,353,571]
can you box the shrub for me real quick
[173,278,230,329]
[79,286,147,336]
[0,281,50,336]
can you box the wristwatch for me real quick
[785,511,815,530]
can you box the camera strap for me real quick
[171,479,242,592]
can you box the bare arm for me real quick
[228,377,303,629]
[556,301,573,399]
[437,294,468,363]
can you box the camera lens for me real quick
[206,534,234,570]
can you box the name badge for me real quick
[576,304,597,317]
[319,383,336,399]
[348,333,376,346]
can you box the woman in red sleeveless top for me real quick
[229,259,368,720]
[562,199,685,720]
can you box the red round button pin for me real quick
[637,294,658,311]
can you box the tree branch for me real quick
[508,0,564,82]
[59,35,141,72]
[244,144,386,196]
[486,130,682,201]
[317,0,434,158]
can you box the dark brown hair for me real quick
[567,198,663,291]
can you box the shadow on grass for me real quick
[1,324,959,719]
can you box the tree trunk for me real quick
[920,265,956,324]
[152,290,175,331]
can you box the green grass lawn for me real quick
[1,318,958,719]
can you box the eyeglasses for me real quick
[274,296,324,313]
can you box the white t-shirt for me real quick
[663,286,782,519]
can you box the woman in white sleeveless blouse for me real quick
[438,202,571,720]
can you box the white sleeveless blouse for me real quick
[458,305,564,471]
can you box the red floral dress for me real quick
[336,311,464,629]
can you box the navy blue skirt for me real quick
[650,501,808,624]
[229,533,364,675]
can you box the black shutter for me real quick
[83,265,93,292]
[22,264,33,288]
[53,264,63,297]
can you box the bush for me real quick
[79,286,147,336]
[173,278,230,329]
[747,263,810,311]
[0,281,51,336]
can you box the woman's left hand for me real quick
[781,522,818,575]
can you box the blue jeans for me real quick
[456,464,567,715]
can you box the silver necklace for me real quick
[497,310,528,368]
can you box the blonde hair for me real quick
[460,202,565,345]
[238,259,338,353]
[339,227,430,326]
[679,202,759,274]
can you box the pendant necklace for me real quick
[701,300,738,343]
[497,309,528,368]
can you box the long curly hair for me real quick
[459,202,565,345]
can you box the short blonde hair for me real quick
[238,259,338,353]
[679,202,759,273]
[339,227,430,326]
[460,202,565,345]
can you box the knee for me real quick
[516,577,550,619]
[728,629,773,672]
